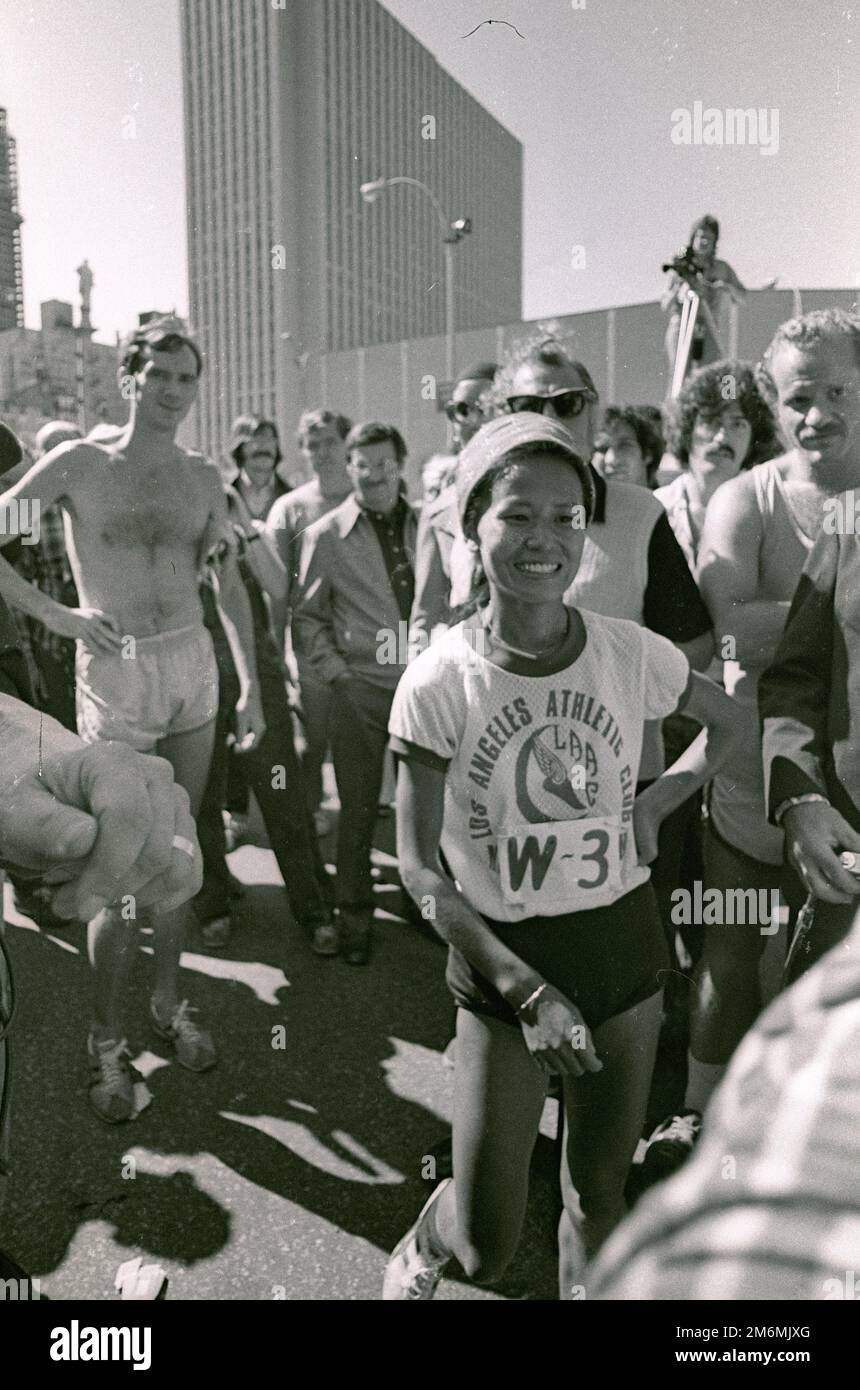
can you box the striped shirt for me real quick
[589,921,860,1300]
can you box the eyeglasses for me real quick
[444,399,481,422]
[347,457,399,476]
[505,389,596,420]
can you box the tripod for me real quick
[669,283,724,397]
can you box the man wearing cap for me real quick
[292,421,418,964]
[0,318,265,1122]
[265,408,353,832]
[410,363,497,646]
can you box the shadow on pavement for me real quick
[0,810,559,1299]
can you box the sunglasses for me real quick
[505,388,595,420]
[444,399,482,422]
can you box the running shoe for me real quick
[638,1110,702,1187]
[87,1035,136,1123]
[150,998,217,1072]
[383,1179,452,1300]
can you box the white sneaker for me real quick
[87,1035,136,1123]
[382,1179,452,1300]
[151,998,217,1072]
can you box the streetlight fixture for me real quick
[359,177,472,382]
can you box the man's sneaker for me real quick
[383,1179,452,1300]
[88,1035,136,1124]
[151,998,216,1072]
[638,1110,702,1188]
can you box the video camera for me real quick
[661,244,703,286]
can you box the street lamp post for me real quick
[359,176,471,385]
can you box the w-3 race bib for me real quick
[498,816,626,912]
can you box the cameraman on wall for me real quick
[662,215,747,389]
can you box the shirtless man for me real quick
[658,309,860,1153]
[0,318,265,1122]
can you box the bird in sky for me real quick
[461,19,526,40]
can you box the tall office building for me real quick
[0,109,24,332]
[180,0,523,463]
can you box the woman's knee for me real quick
[568,1166,628,1227]
[701,925,765,983]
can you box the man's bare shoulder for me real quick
[709,459,776,517]
[42,438,103,470]
[177,449,228,497]
[29,439,109,492]
[176,447,221,477]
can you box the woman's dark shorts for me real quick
[446,881,670,1031]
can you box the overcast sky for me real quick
[2,0,857,343]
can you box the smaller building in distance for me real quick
[0,299,125,452]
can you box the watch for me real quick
[774,793,830,826]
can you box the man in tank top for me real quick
[643,310,860,1177]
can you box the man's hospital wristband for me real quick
[774,793,831,826]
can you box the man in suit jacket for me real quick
[293,422,418,964]
[760,509,860,981]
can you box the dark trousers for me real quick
[329,677,396,917]
[295,658,332,816]
[35,646,77,732]
[196,665,332,931]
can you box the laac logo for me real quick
[515,724,598,823]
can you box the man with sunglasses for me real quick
[411,365,498,644]
[445,363,498,452]
[502,342,713,854]
[412,342,712,683]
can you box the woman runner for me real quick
[383,414,737,1299]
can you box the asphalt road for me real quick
[0,806,564,1302]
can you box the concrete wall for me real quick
[293,287,858,496]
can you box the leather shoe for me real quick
[339,914,372,966]
[310,921,339,957]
